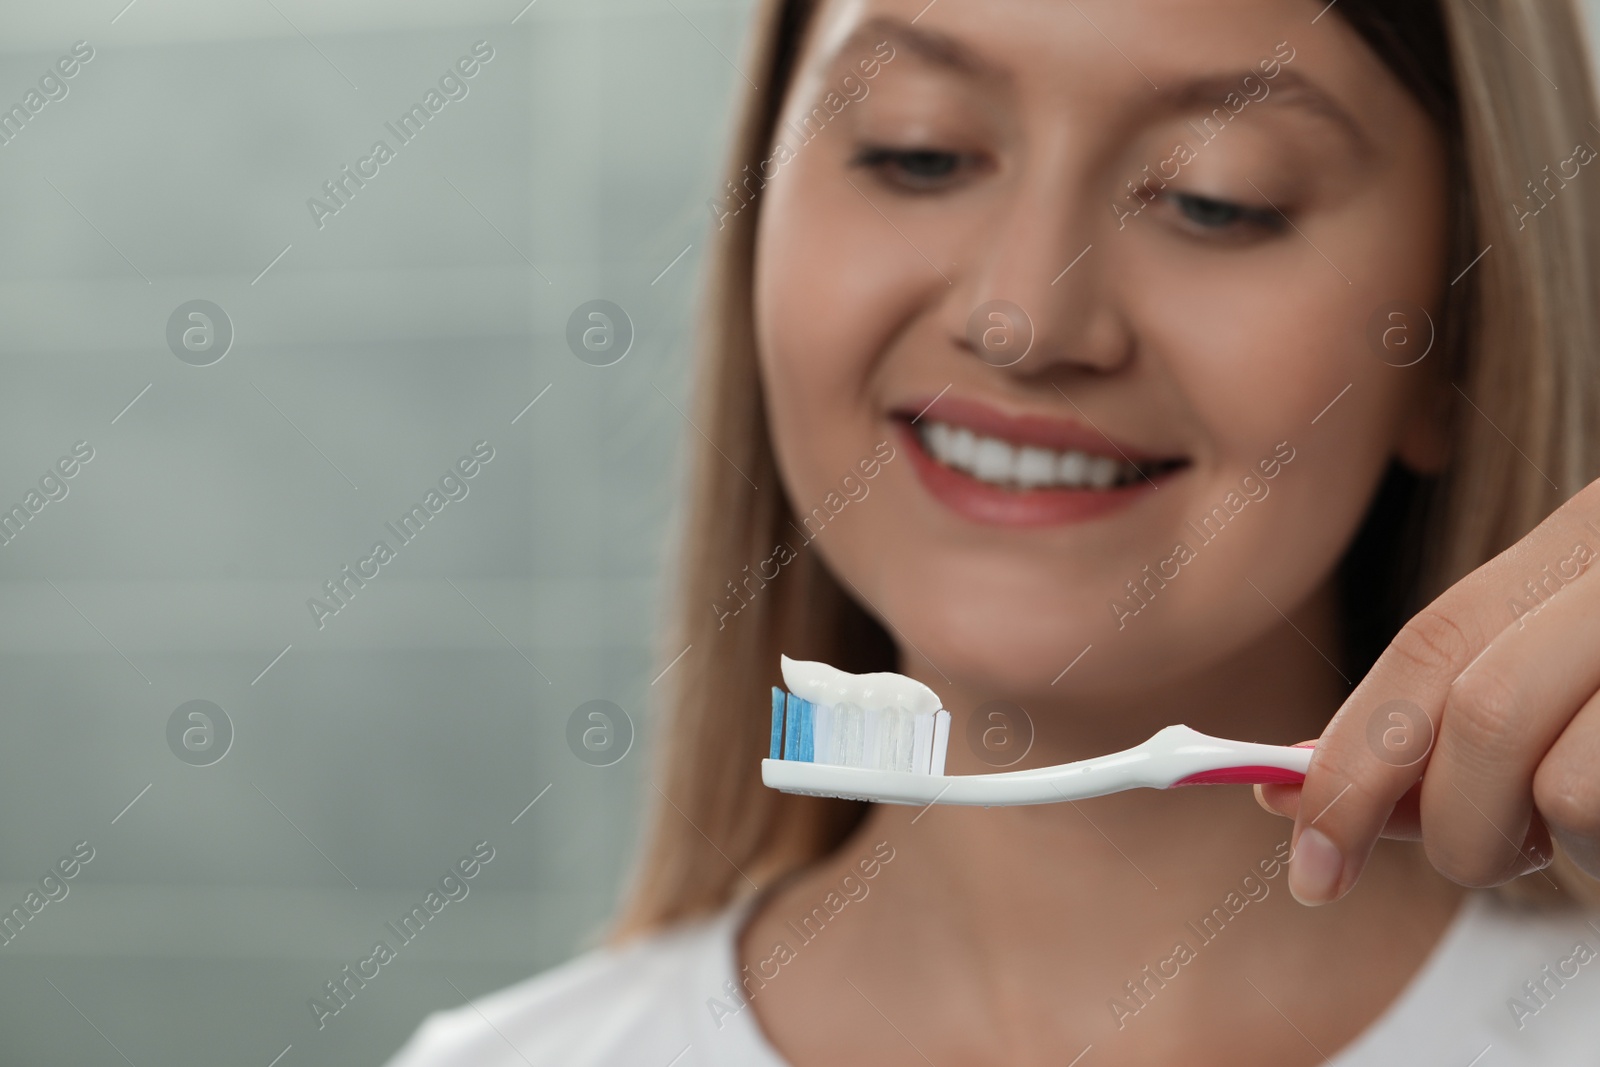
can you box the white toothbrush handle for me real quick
[761,725,1315,806]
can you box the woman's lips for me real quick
[901,394,1175,461]
[891,400,1187,528]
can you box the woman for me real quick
[388,0,1600,1062]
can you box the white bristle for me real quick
[835,701,864,767]
[930,709,951,774]
[911,711,933,774]
[862,706,881,769]
[813,702,834,766]
[889,707,915,772]
[873,708,895,771]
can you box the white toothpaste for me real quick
[779,655,943,715]
[778,655,950,773]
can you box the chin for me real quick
[882,582,1100,696]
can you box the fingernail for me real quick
[1288,827,1343,906]
[1254,782,1297,817]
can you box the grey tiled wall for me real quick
[0,2,749,1063]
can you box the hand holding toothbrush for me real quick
[1256,478,1600,904]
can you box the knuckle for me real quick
[1441,669,1525,762]
[1388,609,1475,676]
[1420,788,1531,887]
[1534,760,1600,839]
[1422,833,1518,888]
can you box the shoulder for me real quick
[382,903,786,1067]
[1337,893,1600,1066]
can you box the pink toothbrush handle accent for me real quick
[1168,741,1317,787]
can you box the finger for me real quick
[1418,566,1600,886]
[1534,688,1600,878]
[1288,483,1600,906]
[1256,781,1298,819]
[1258,778,1424,840]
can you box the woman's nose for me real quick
[943,155,1134,377]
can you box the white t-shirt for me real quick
[383,892,1600,1066]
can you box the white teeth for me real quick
[973,437,1014,481]
[1016,447,1056,488]
[948,426,977,468]
[917,419,1153,490]
[1087,455,1119,489]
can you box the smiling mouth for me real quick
[910,418,1186,490]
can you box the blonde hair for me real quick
[613,0,1600,938]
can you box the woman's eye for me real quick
[851,145,969,190]
[1166,191,1286,235]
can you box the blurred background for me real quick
[0,1,750,1063]
[10,3,1600,1065]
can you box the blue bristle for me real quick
[769,688,785,759]
[783,692,802,760]
[797,698,814,762]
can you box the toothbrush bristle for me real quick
[769,687,950,774]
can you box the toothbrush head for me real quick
[768,685,952,770]
[765,684,953,803]
[763,655,951,801]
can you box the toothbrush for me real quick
[762,655,1315,807]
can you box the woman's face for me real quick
[753,0,1449,702]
